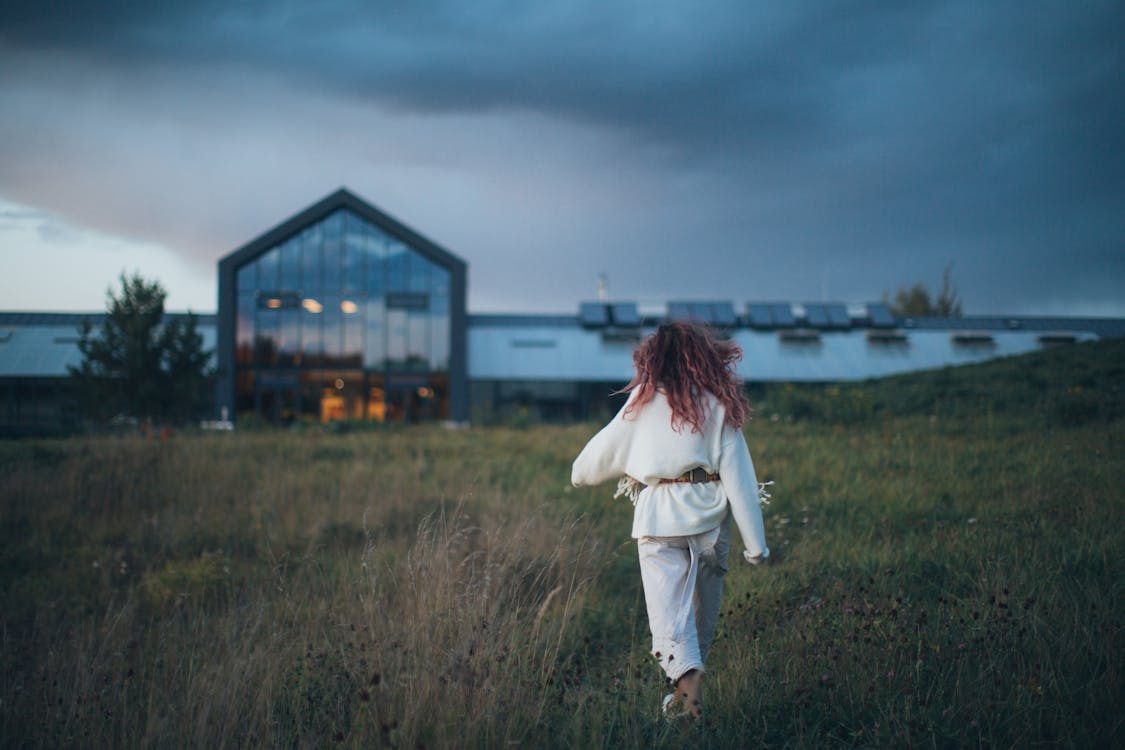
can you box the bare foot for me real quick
[674,669,703,719]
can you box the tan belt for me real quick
[659,467,720,484]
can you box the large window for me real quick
[234,208,453,423]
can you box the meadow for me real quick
[2,340,1123,748]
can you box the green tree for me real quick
[161,313,214,423]
[69,272,214,425]
[885,264,963,317]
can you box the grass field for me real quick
[2,340,1123,748]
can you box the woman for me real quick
[571,321,770,719]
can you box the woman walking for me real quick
[571,321,770,720]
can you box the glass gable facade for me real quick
[232,208,454,424]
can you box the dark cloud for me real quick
[0,0,1121,314]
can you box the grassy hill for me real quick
[755,337,1125,425]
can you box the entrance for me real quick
[254,370,300,424]
[385,374,438,423]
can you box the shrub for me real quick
[139,552,230,612]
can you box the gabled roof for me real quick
[217,187,467,274]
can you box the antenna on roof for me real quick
[597,273,608,302]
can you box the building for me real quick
[2,188,1124,434]
[216,189,468,425]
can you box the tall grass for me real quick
[2,345,1123,747]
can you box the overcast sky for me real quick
[1,0,1121,316]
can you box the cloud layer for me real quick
[1,0,1122,314]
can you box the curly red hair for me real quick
[618,320,750,432]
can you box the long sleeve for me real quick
[571,397,634,487]
[718,425,770,560]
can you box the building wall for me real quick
[469,320,1101,383]
[0,313,218,436]
[466,315,1111,421]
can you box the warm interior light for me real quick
[416,387,434,398]
[341,300,358,314]
[302,298,323,313]
[266,298,282,309]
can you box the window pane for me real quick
[255,308,279,365]
[364,297,385,370]
[235,370,255,414]
[343,212,367,294]
[280,237,301,290]
[426,372,449,420]
[407,311,429,371]
[321,294,343,366]
[322,210,343,292]
[278,309,300,366]
[301,226,322,292]
[429,310,449,372]
[237,261,257,294]
[342,296,363,367]
[386,308,407,369]
[299,370,322,422]
[301,298,322,365]
[237,292,255,364]
[408,252,431,293]
[386,240,409,291]
[364,221,387,295]
[258,247,280,289]
[431,265,451,296]
[366,373,386,422]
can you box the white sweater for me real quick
[571,389,770,559]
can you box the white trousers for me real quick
[637,512,731,684]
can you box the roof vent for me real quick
[779,329,821,344]
[866,329,908,345]
[951,332,995,347]
[1037,333,1078,346]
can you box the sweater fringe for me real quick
[758,480,774,505]
[614,476,645,505]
